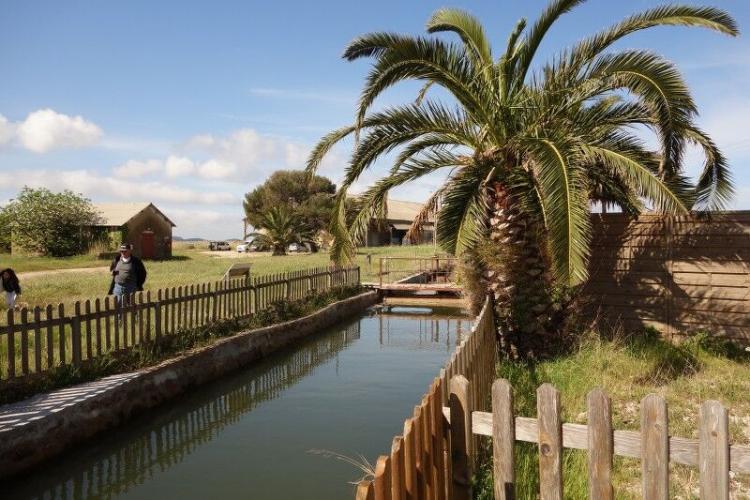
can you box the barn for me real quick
[94,202,176,259]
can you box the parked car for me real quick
[208,241,230,251]
[236,240,253,252]
[288,243,300,252]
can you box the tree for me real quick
[4,187,102,257]
[247,206,314,256]
[243,170,335,236]
[307,2,737,353]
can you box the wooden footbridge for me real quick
[368,256,461,295]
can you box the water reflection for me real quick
[5,305,468,500]
[11,322,361,500]
[375,304,467,349]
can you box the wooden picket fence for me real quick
[356,297,750,500]
[355,296,496,500]
[0,266,359,381]
[444,377,750,500]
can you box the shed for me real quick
[94,202,176,259]
[365,198,436,246]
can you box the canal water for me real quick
[4,302,470,500]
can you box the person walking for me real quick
[0,268,21,310]
[108,243,147,304]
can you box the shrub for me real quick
[4,187,102,256]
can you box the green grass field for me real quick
[474,332,750,499]
[1,242,440,313]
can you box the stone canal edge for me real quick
[0,290,380,480]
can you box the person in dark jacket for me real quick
[108,244,147,302]
[1,268,21,310]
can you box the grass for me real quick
[1,243,438,315]
[474,330,750,499]
[0,285,364,406]
[0,253,107,273]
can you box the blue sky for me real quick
[1,0,749,238]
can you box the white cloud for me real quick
[16,109,102,153]
[113,159,163,178]
[0,115,15,147]
[186,128,278,167]
[165,155,195,177]
[0,169,237,206]
[163,207,243,239]
[181,127,311,182]
[197,159,237,180]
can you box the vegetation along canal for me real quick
[4,301,470,499]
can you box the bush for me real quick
[4,187,102,256]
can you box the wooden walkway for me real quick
[365,282,462,294]
[376,283,462,293]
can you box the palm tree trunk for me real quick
[484,183,559,357]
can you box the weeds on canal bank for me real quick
[473,330,750,499]
[0,285,364,406]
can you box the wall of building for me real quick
[124,206,173,259]
[365,221,435,247]
[583,212,750,341]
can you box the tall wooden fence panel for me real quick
[0,266,360,381]
[355,297,496,500]
[585,212,750,341]
[447,376,750,499]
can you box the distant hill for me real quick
[173,236,207,242]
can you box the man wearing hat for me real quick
[108,243,148,301]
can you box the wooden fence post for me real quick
[492,379,515,500]
[641,394,669,500]
[155,290,162,339]
[699,400,729,500]
[391,436,406,500]
[212,283,219,322]
[449,375,471,500]
[6,309,15,378]
[587,388,613,500]
[71,302,82,366]
[537,383,562,500]
[374,455,392,500]
[356,480,375,500]
[404,419,417,499]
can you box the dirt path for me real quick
[18,266,110,280]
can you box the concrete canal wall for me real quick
[0,291,379,479]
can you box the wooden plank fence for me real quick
[355,296,496,500]
[0,266,359,381]
[444,378,750,499]
[357,296,750,499]
[585,212,750,341]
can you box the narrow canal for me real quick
[4,302,470,499]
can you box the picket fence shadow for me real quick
[356,297,750,500]
[1,266,359,381]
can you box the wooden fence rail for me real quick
[0,266,360,381]
[445,378,750,499]
[355,296,496,500]
[356,295,750,499]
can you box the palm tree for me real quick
[246,207,313,256]
[307,1,737,352]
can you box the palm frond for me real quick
[437,166,488,255]
[525,136,591,285]
[684,126,734,210]
[515,0,587,87]
[426,8,492,67]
